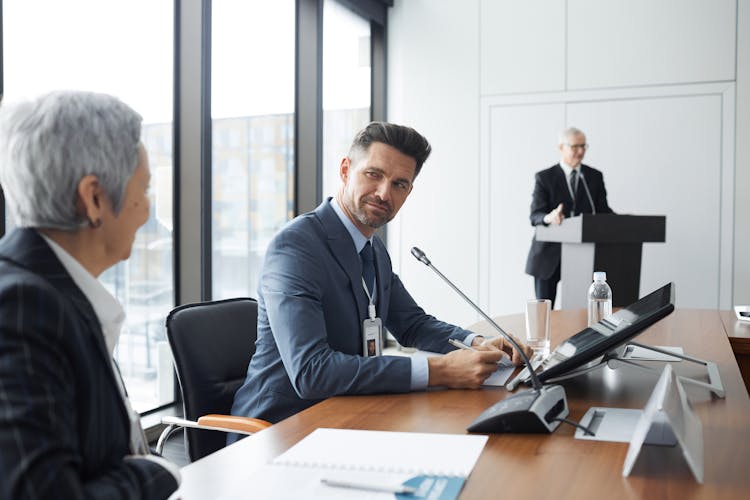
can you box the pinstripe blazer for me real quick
[0,228,177,500]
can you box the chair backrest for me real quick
[166,297,258,461]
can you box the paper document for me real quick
[241,428,488,500]
[273,428,487,477]
[482,364,515,386]
[248,465,466,500]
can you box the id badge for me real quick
[362,317,383,357]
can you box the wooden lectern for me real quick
[536,214,666,308]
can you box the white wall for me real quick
[737,0,750,306]
[388,0,747,324]
[388,0,480,327]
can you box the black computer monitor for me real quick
[537,282,675,383]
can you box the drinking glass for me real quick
[525,299,551,358]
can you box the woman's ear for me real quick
[76,175,104,228]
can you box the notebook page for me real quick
[272,428,488,477]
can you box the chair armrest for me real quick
[156,414,272,455]
[197,414,272,434]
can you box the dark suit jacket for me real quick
[525,164,614,279]
[0,229,177,500]
[230,199,471,425]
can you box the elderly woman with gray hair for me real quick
[0,91,179,499]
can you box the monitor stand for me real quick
[511,342,725,398]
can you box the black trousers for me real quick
[534,265,561,308]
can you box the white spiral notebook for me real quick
[272,428,488,477]
[238,428,488,499]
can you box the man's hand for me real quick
[427,348,505,389]
[476,335,534,366]
[543,203,565,225]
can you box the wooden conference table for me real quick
[173,309,750,499]
[721,309,750,391]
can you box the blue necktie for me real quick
[360,241,376,296]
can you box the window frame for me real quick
[0,0,390,419]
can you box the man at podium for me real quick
[525,127,614,307]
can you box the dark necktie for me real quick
[360,241,376,296]
[569,169,578,197]
[568,170,579,216]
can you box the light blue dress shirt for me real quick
[330,199,479,390]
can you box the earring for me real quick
[89,218,102,228]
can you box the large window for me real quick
[2,0,389,419]
[2,0,175,413]
[211,0,296,300]
[322,0,372,198]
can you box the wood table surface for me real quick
[720,309,750,395]
[174,309,750,499]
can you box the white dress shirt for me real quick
[39,232,181,481]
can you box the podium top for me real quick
[536,214,666,244]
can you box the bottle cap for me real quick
[593,271,607,281]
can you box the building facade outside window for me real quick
[211,0,296,300]
[1,0,175,413]
[322,0,372,198]
[1,0,389,415]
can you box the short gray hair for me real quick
[558,126,585,145]
[0,90,143,230]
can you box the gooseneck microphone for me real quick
[410,247,542,391]
[411,246,569,433]
[578,170,596,215]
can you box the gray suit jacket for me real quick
[0,228,177,500]
[230,199,470,425]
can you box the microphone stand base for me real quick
[467,385,569,434]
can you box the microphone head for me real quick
[410,247,431,265]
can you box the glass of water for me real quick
[525,299,551,358]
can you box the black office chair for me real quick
[156,298,271,462]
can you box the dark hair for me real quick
[348,122,432,177]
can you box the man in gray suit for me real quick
[230,122,529,428]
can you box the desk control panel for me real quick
[467,385,568,434]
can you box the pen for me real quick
[321,478,417,495]
[448,338,513,366]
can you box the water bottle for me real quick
[587,271,612,326]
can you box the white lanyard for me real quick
[361,278,377,320]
